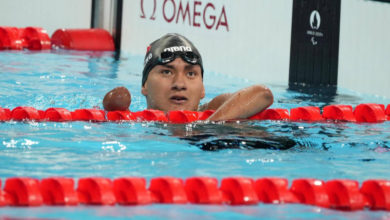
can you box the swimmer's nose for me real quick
[171,72,187,91]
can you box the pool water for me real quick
[0,50,390,219]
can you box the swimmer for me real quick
[103,33,273,121]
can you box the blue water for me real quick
[0,50,390,219]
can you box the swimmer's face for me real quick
[142,58,205,112]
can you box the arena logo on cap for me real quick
[140,0,229,31]
[144,53,153,65]
[163,46,192,52]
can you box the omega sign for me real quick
[140,0,229,31]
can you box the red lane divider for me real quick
[11,106,43,121]
[220,177,259,205]
[0,27,24,50]
[290,106,323,121]
[249,108,290,120]
[185,177,223,204]
[360,180,390,210]
[3,177,43,206]
[40,177,78,205]
[44,108,72,122]
[20,27,51,50]
[0,177,389,211]
[290,178,330,208]
[51,29,114,51]
[354,104,387,123]
[0,27,50,50]
[254,178,298,204]
[113,178,152,205]
[386,104,390,120]
[77,177,116,205]
[138,109,168,122]
[167,111,200,123]
[71,109,106,122]
[0,108,11,121]
[1,26,115,51]
[325,179,366,210]
[323,105,356,122]
[149,177,188,204]
[1,103,389,123]
[107,111,135,121]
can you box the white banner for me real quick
[121,0,293,85]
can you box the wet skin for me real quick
[141,58,205,112]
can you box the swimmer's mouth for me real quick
[170,96,188,103]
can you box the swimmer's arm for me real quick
[103,86,131,111]
[201,84,273,121]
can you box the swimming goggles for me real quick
[159,51,201,65]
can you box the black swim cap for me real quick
[142,33,203,86]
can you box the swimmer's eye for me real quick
[187,71,197,78]
[160,69,172,76]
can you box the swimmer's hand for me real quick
[103,86,131,111]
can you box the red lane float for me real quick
[44,108,72,122]
[249,108,290,120]
[1,103,389,123]
[3,177,43,206]
[254,178,298,204]
[0,27,23,50]
[323,105,356,122]
[167,111,200,123]
[40,177,78,205]
[290,178,330,208]
[51,29,115,51]
[360,180,390,210]
[20,27,51,50]
[290,106,323,121]
[77,177,116,205]
[220,177,259,205]
[71,109,106,122]
[1,26,115,51]
[148,177,187,204]
[138,109,168,122]
[0,27,50,50]
[185,177,223,204]
[0,177,389,211]
[354,103,387,123]
[11,106,43,121]
[107,111,135,121]
[0,108,11,121]
[325,179,366,210]
[113,178,152,205]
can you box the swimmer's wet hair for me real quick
[142,33,203,86]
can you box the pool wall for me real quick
[0,0,389,98]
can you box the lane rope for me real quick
[0,26,114,51]
[0,176,389,211]
[0,103,389,123]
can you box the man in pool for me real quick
[103,33,273,121]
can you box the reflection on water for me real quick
[160,122,297,151]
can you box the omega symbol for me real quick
[140,0,157,20]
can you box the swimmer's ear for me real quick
[141,84,148,96]
[201,86,205,99]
